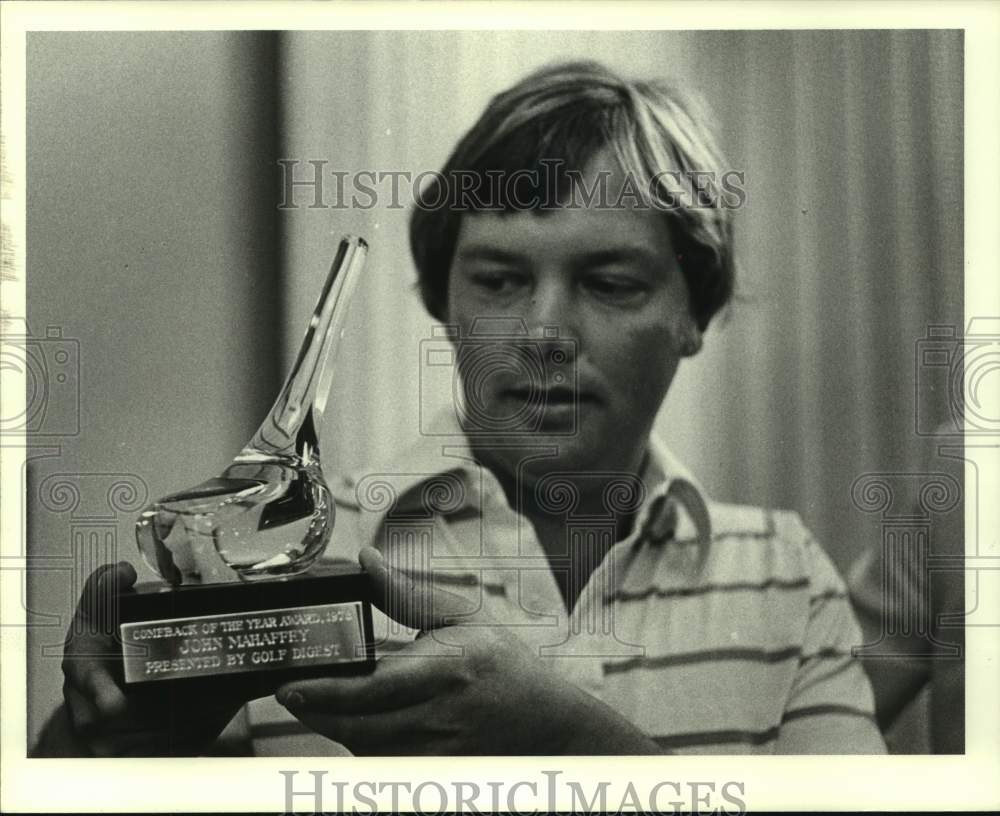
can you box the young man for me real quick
[51,61,886,756]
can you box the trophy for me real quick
[119,236,375,693]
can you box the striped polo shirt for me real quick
[241,424,885,756]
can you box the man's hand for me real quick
[59,562,242,757]
[275,547,663,755]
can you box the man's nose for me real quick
[524,278,578,340]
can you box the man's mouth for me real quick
[502,385,598,405]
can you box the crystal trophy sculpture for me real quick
[118,236,375,689]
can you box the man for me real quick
[46,61,886,756]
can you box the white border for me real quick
[2,1,998,812]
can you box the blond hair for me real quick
[409,60,737,331]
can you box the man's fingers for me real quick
[64,682,101,737]
[64,565,135,669]
[72,561,136,627]
[73,563,117,626]
[359,546,481,630]
[276,651,449,715]
[89,675,130,722]
[64,677,151,747]
[280,699,452,756]
[103,560,137,593]
[65,665,129,719]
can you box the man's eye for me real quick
[471,272,527,294]
[584,276,648,303]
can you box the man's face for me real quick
[445,156,694,482]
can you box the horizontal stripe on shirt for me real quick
[781,704,877,724]
[809,590,849,605]
[603,646,855,674]
[604,645,803,674]
[612,576,810,602]
[653,726,781,750]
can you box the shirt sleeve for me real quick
[776,532,888,754]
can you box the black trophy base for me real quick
[117,564,376,699]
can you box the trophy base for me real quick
[118,564,376,694]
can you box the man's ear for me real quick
[676,319,703,357]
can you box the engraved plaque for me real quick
[121,600,368,684]
[117,565,376,689]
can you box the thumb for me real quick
[68,562,137,647]
[359,546,481,631]
[75,561,137,621]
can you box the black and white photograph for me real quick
[2,2,998,813]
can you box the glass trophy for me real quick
[118,236,375,691]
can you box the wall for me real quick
[25,31,283,744]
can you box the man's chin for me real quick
[469,432,607,474]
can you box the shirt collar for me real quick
[639,433,712,546]
[347,410,712,546]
